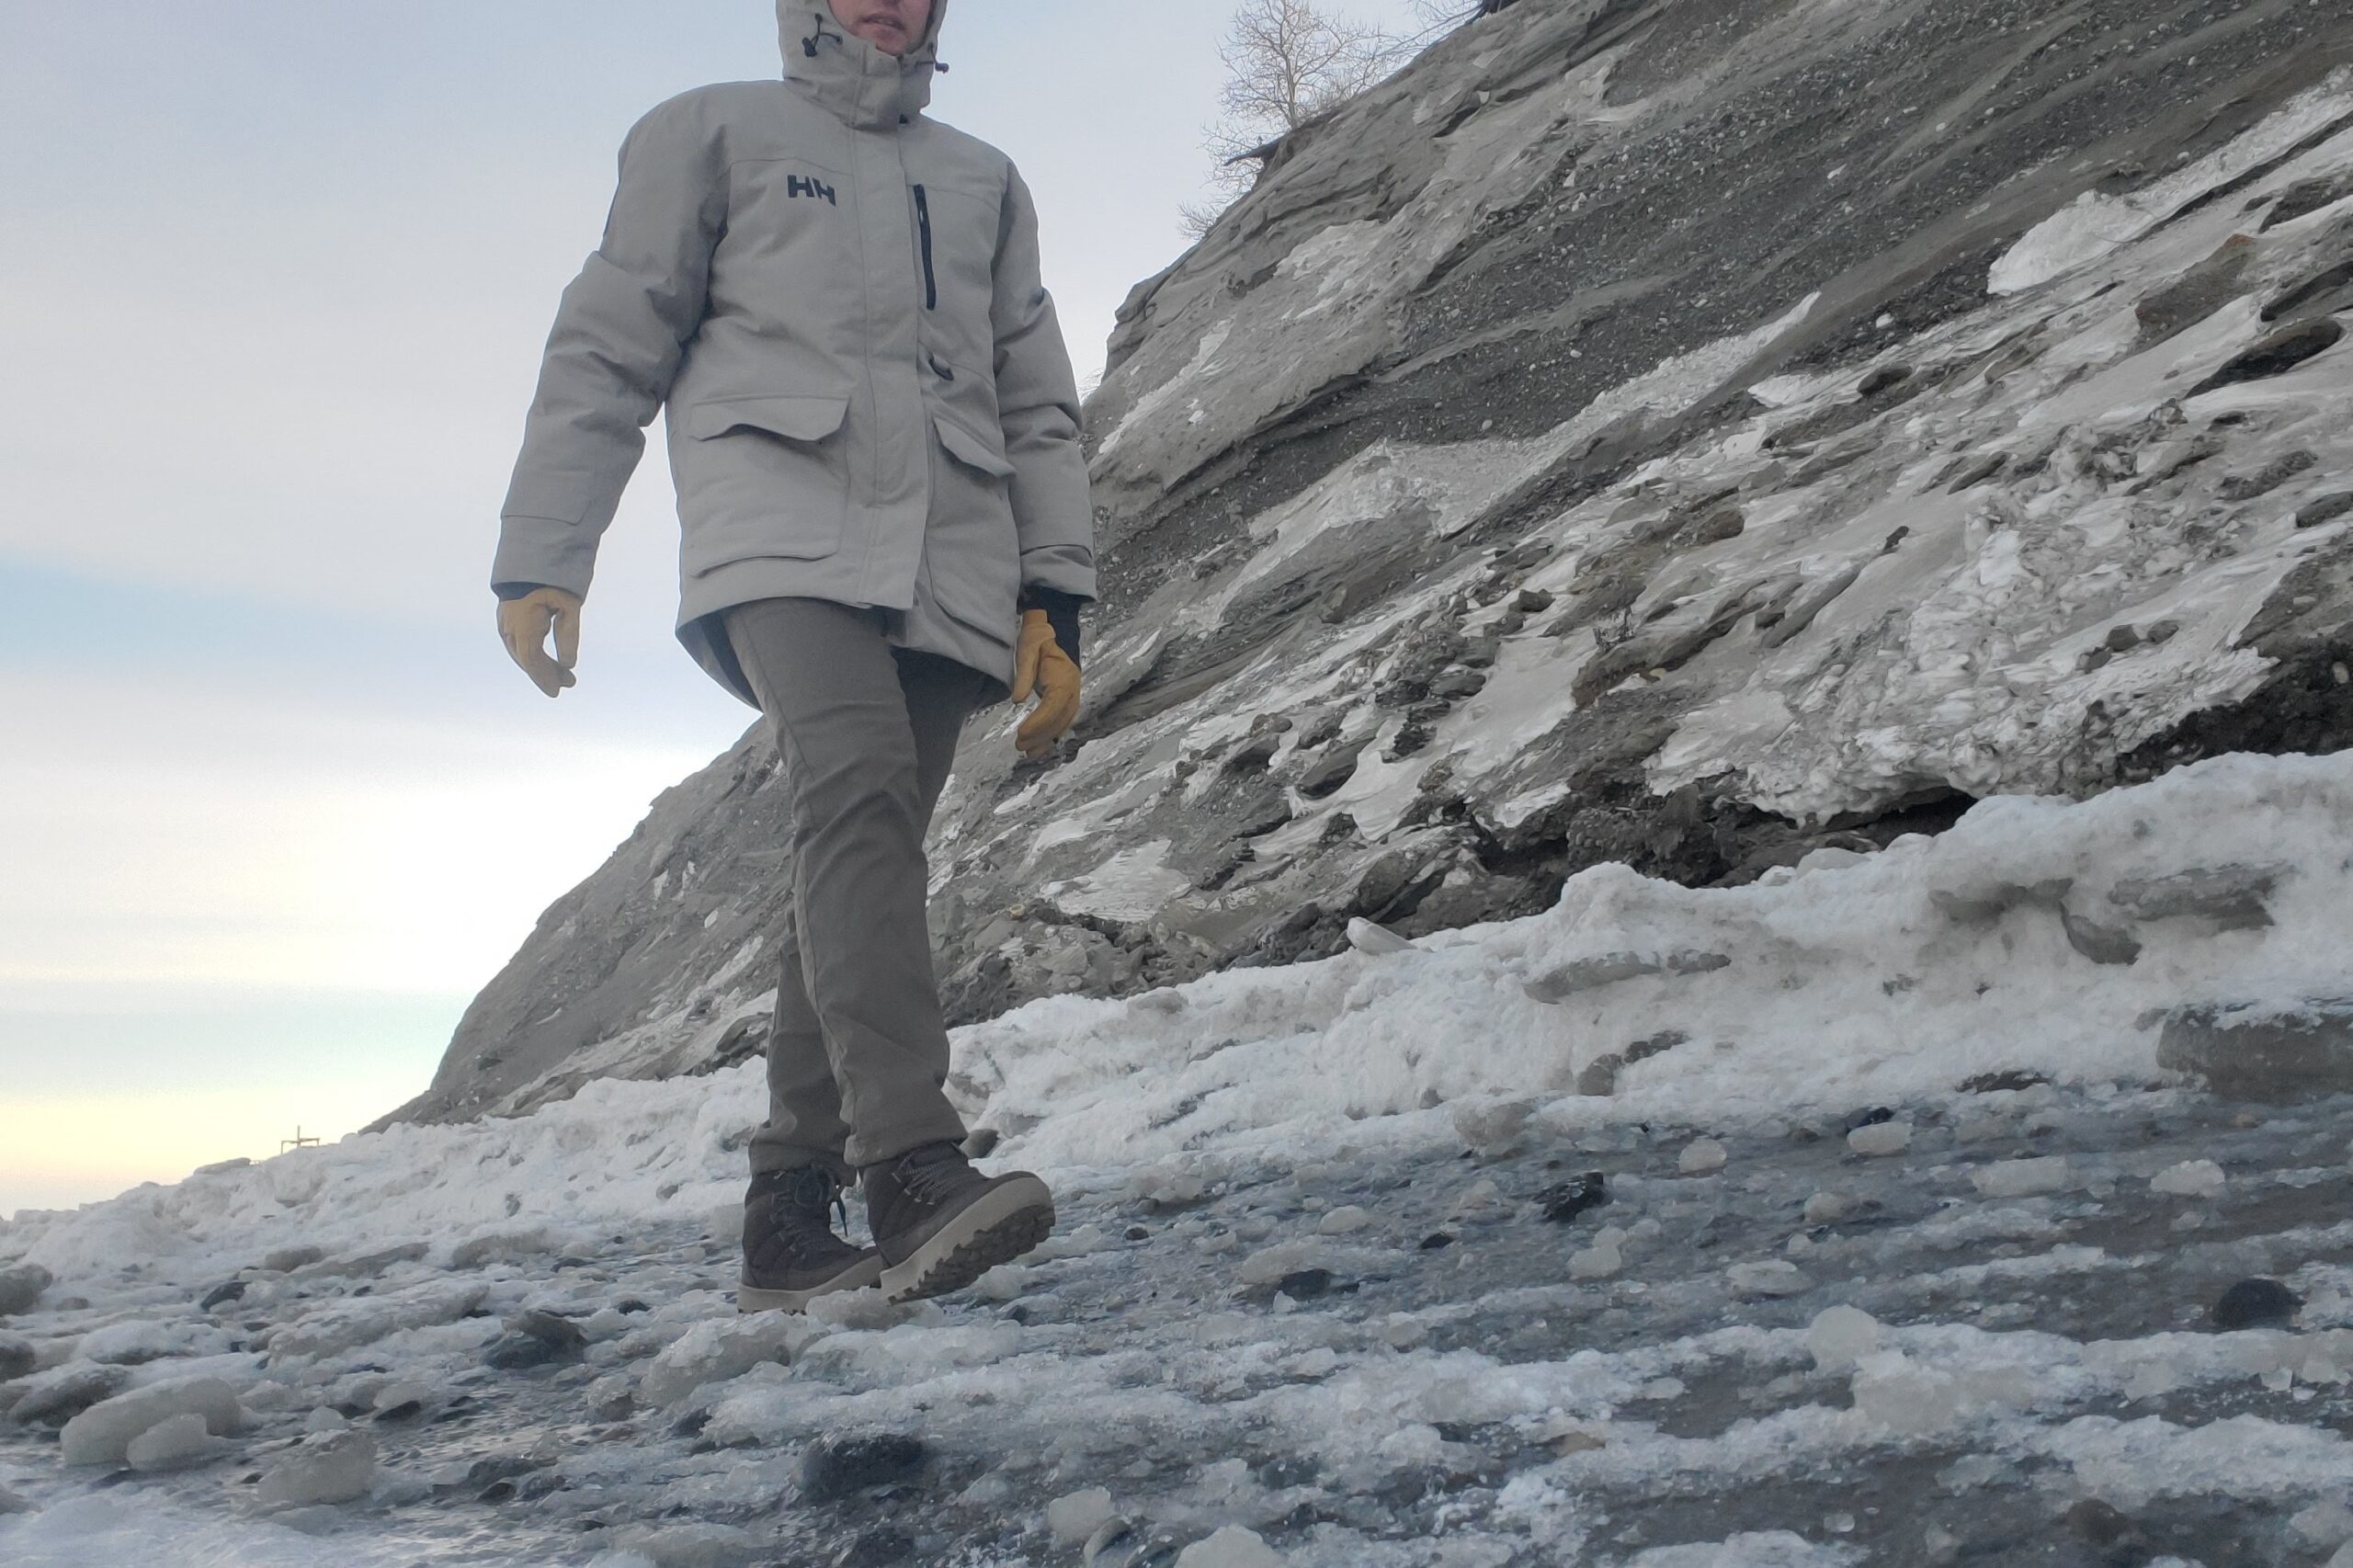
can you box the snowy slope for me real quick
[397,1,2353,1127]
[6,751,2352,1564]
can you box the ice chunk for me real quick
[1851,1352,1963,1435]
[1971,1156,2075,1198]
[373,1381,437,1416]
[1679,1139,1729,1175]
[640,1314,824,1408]
[1176,1526,1287,1566]
[1570,1227,1629,1280]
[1451,1098,1535,1158]
[1847,1121,1913,1157]
[1318,1206,1372,1235]
[256,1429,376,1506]
[59,1378,243,1468]
[125,1412,234,1472]
[1048,1486,1120,1547]
[2150,1160,2226,1198]
[1802,1191,1858,1224]
[1807,1305,1884,1373]
[973,1265,1031,1303]
[1729,1260,1813,1299]
[1347,917,1415,955]
[2290,1500,2353,1551]
[1130,1165,1207,1207]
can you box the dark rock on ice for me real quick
[2109,865,2279,929]
[1961,1070,2051,1094]
[485,1308,588,1369]
[2261,257,2353,324]
[2063,1498,2154,1564]
[2211,1278,2301,1331]
[2158,997,2353,1100]
[2134,235,2254,345]
[2297,492,2353,529]
[1275,1268,1349,1301]
[2216,449,2318,504]
[0,1332,33,1381]
[2187,318,2344,397]
[2259,173,2353,231]
[798,1434,928,1504]
[1523,949,1730,1002]
[1540,1173,1609,1224]
[199,1281,247,1312]
[8,1364,130,1427]
[2062,908,2143,966]
[0,1265,53,1318]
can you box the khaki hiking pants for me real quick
[723,597,995,1176]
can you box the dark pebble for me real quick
[1275,1268,1347,1301]
[199,1280,248,1312]
[1540,1173,1609,1224]
[1419,1233,1456,1251]
[2211,1278,2301,1331]
[1843,1106,1897,1132]
[1961,1070,2052,1095]
[798,1434,928,1504]
[1125,1226,1150,1242]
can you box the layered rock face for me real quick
[391,0,2353,1127]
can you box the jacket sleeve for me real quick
[991,163,1097,604]
[492,96,727,599]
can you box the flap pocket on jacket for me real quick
[685,394,852,443]
[932,413,1017,478]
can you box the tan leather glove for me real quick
[1011,608,1081,757]
[496,587,582,698]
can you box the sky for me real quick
[0,0,1436,1215]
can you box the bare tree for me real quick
[1182,0,1407,235]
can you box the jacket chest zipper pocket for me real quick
[912,185,938,311]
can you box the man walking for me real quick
[489,0,1091,1309]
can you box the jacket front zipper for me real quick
[912,184,938,311]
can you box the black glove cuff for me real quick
[1018,586,1086,670]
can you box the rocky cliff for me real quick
[389,0,2353,1127]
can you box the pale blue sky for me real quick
[0,0,1430,1212]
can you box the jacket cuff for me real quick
[1018,585,1086,671]
[491,516,598,601]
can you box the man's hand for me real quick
[1011,608,1080,757]
[497,587,584,698]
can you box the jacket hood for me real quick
[779,2,948,130]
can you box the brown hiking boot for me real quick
[738,1165,883,1313]
[862,1142,1055,1302]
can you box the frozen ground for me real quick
[5,751,2352,1565]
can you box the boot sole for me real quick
[735,1251,885,1314]
[880,1176,1056,1303]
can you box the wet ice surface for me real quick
[5,1085,2351,1566]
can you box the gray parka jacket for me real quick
[493,0,1096,706]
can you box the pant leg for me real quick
[725,597,985,1173]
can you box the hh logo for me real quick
[787,174,838,206]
